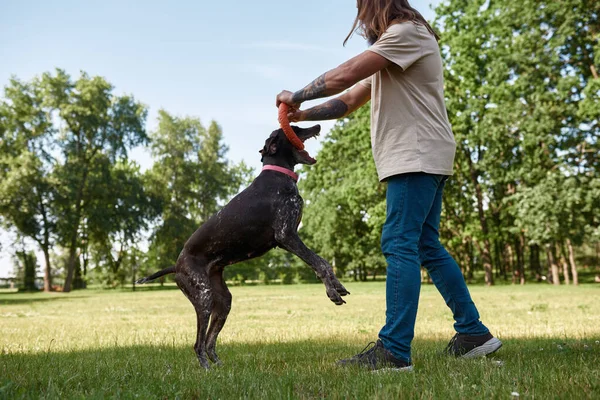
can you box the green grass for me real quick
[1,283,599,399]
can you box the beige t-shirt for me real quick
[359,22,456,181]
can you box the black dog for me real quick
[137,124,349,369]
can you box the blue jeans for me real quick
[378,173,489,363]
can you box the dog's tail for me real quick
[136,266,176,284]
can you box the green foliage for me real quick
[292,0,599,284]
[300,106,387,281]
[430,0,599,282]
[40,70,149,291]
[2,0,598,289]
[0,70,156,290]
[12,248,39,292]
[145,111,250,273]
[225,248,318,285]
[0,75,60,291]
[86,160,161,286]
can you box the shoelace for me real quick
[445,333,459,354]
[354,341,378,359]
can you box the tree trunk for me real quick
[132,253,137,292]
[73,259,86,289]
[506,243,515,283]
[42,246,52,292]
[467,240,474,283]
[529,244,542,282]
[517,235,525,285]
[81,224,90,280]
[468,159,494,285]
[457,248,466,277]
[566,239,579,286]
[474,240,494,285]
[463,240,473,283]
[559,242,570,285]
[546,244,560,285]
[63,168,89,292]
[39,195,53,291]
[64,243,78,292]
[82,247,88,279]
[19,250,37,292]
[360,266,367,282]
[494,240,503,280]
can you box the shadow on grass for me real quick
[0,285,181,303]
[0,295,88,305]
[123,284,180,292]
[1,337,599,399]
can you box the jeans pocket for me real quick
[381,176,408,256]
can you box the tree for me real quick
[40,69,148,292]
[196,121,247,222]
[434,0,599,284]
[146,111,250,272]
[12,239,39,292]
[300,105,387,281]
[86,160,161,286]
[1,69,148,291]
[293,0,598,285]
[0,76,57,291]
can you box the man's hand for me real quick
[287,108,306,122]
[276,90,302,109]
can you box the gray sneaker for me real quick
[337,340,413,371]
[446,332,503,358]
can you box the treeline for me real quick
[3,0,599,290]
[0,70,254,291]
[0,70,325,291]
[301,0,600,285]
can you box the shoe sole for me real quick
[372,365,414,373]
[461,337,503,358]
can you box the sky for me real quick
[0,0,441,277]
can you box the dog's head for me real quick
[259,124,321,167]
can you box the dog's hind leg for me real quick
[193,299,212,369]
[175,261,213,369]
[205,268,232,365]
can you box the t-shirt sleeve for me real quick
[367,23,422,71]
[358,75,372,89]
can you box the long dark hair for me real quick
[344,0,439,46]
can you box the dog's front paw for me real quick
[326,286,346,306]
[335,282,350,296]
[328,275,350,296]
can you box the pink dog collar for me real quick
[262,165,298,182]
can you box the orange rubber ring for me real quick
[278,103,305,150]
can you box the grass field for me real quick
[1,282,599,399]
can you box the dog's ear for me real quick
[266,138,278,155]
[259,132,279,160]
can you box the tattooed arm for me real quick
[287,83,371,122]
[276,50,389,108]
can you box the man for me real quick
[276,0,502,371]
